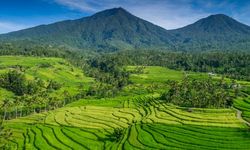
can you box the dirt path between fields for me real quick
[234,108,250,127]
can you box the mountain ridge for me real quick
[1,7,250,51]
[168,13,250,51]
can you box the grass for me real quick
[0,88,14,103]
[0,56,94,101]
[5,96,250,149]
[127,66,184,84]
[234,96,250,122]
[2,65,250,149]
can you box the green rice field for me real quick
[1,57,250,149]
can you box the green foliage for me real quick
[85,54,130,97]
[38,62,52,68]
[171,14,250,51]
[47,80,62,91]
[0,56,93,120]
[26,80,40,95]
[111,50,250,81]
[128,66,183,84]
[161,77,234,108]
[4,97,250,149]
[0,70,60,96]
[1,9,250,51]
[129,66,145,74]
[0,8,173,51]
[0,42,73,57]
[0,111,12,148]
[109,128,124,142]
[0,70,26,96]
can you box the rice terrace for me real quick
[0,1,250,150]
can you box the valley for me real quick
[0,4,250,150]
[1,56,250,149]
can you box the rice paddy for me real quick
[5,96,250,149]
[2,58,250,149]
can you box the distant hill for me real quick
[0,8,175,51]
[1,8,250,52]
[170,14,250,51]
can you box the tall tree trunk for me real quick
[20,107,22,117]
[16,106,18,119]
[3,108,6,121]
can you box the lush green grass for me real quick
[125,66,185,94]
[0,56,94,99]
[5,75,250,149]
[5,96,250,149]
[0,88,14,103]
[3,65,250,149]
[234,97,250,122]
[127,66,184,84]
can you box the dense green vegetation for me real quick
[1,8,250,52]
[0,41,249,81]
[0,70,33,96]
[0,56,93,121]
[110,50,250,81]
[160,77,235,108]
[4,95,250,149]
[0,42,74,57]
[1,58,249,149]
[1,7,250,149]
[0,107,12,148]
[171,14,250,51]
[234,97,250,123]
[0,8,173,52]
[85,55,130,96]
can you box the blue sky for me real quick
[0,0,250,33]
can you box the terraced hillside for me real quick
[0,56,94,90]
[234,96,250,123]
[0,56,93,103]
[3,65,250,149]
[5,95,250,149]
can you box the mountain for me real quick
[1,8,250,51]
[0,7,175,51]
[169,14,250,51]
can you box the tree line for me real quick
[108,50,250,81]
[0,70,86,120]
[1,42,249,81]
[160,76,240,108]
[83,55,130,97]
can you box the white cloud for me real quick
[54,0,99,12]
[232,4,250,26]
[2,0,248,34]
[0,21,29,34]
[126,1,210,29]
[52,0,211,29]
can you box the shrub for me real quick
[108,128,124,142]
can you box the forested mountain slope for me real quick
[1,8,250,51]
[0,8,175,51]
[170,14,250,51]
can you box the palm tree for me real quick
[23,95,31,115]
[14,97,22,119]
[63,90,70,106]
[32,95,41,113]
[2,99,13,121]
[42,96,48,112]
